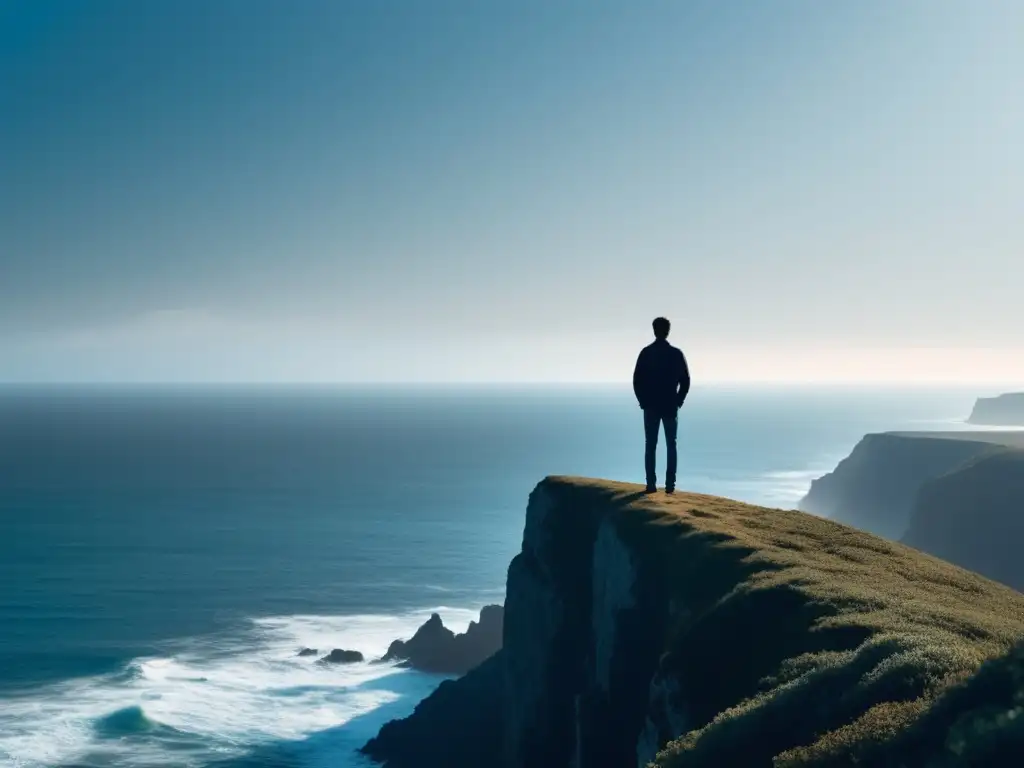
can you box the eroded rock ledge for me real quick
[362,476,1024,767]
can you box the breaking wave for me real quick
[0,607,481,768]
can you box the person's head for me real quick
[652,317,671,340]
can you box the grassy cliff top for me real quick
[543,477,1024,766]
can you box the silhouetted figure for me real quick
[633,317,690,493]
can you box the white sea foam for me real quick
[0,607,483,768]
[763,468,830,501]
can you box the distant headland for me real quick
[967,392,1024,425]
[798,431,1024,541]
[799,429,1024,591]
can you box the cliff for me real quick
[798,432,1021,540]
[967,392,1024,425]
[381,604,503,674]
[363,476,1024,767]
[903,450,1024,592]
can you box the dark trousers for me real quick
[644,409,678,488]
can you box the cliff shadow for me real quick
[903,448,1024,592]
[614,509,873,728]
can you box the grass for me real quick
[540,477,1024,767]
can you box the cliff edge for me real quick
[363,477,1024,767]
[968,393,1024,425]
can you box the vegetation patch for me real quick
[544,478,1024,767]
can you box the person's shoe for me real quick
[644,484,657,494]
[665,486,675,494]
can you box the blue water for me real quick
[0,384,983,767]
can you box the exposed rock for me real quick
[383,614,452,666]
[320,648,364,664]
[903,448,1024,591]
[361,651,505,766]
[381,604,503,675]
[362,476,1024,768]
[296,647,318,657]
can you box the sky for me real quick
[1,0,1022,384]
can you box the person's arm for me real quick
[676,351,691,407]
[633,350,646,408]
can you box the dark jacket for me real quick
[633,339,690,413]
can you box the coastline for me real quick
[0,385,996,766]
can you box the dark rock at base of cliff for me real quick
[360,650,504,766]
[903,449,1024,591]
[320,649,364,664]
[381,604,503,675]
[382,614,451,665]
[296,648,318,657]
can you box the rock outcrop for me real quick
[296,647,318,657]
[903,449,1024,591]
[799,432,1015,539]
[381,604,503,675]
[967,392,1024,425]
[363,476,1024,767]
[320,648,363,664]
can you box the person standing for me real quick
[632,317,691,493]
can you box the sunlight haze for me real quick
[2,0,1022,384]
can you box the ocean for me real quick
[0,384,985,767]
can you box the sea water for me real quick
[0,384,985,767]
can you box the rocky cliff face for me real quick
[903,449,1024,591]
[363,476,1024,768]
[501,482,673,768]
[967,392,1024,425]
[799,433,1006,539]
[382,604,503,674]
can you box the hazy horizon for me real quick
[3,1,1022,385]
